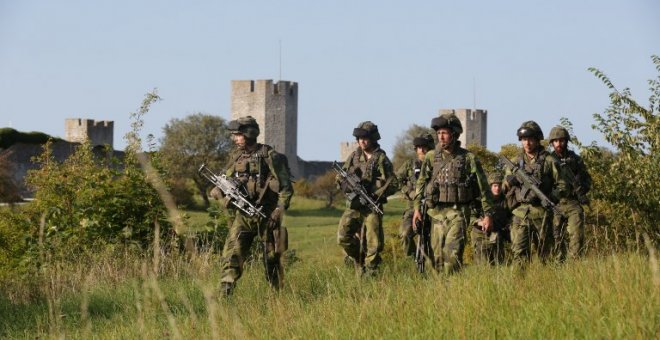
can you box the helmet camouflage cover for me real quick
[516,120,544,141]
[488,172,503,185]
[548,126,571,142]
[228,115,260,139]
[431,113,463,136]
[353,121,381,141]
[412,133,435,149]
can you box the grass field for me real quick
[0,197,658,339]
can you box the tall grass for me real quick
[0,197,657,339]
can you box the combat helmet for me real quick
[516,121,544,141]
[353,121,381,141]
[548,126,571,143]
[431,113,463,136]
[412,133,435,149]
[228,115,260,139]
[488,172,504,185]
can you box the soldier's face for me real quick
[232,133,246,149]
[491,183,501,196]
[437,128,453,148]
[552,138,567,154]
[415,146,428,159]
[358,137,374,151]
[521,137,539,154]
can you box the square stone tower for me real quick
[439,109,487,148]
[64,118,114,148]
[231,80,299,176]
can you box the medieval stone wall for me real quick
[439,109,487,148]
[64,118,114,148]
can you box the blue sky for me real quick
[1,0,658,161]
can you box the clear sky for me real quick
[1,0,658,161]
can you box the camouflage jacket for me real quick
[338,147,399,207]
[503,148,567,208]
[225,143,293,210]
[414,146,494,216]
[470,194,511,232]
[396,158,423,209]
[551,149,592,202]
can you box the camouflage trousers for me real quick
[510,204,554,268]
[220,212,282,289]
[471,228,505,266]
[552,200,585,262]
[337,207,384,272]
[400,209,416,257]
[429,204,470,275]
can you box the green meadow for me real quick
[0,197,658,339]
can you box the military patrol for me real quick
[210,116,293,296]
[548,126,592,261]
[413,113,495,275]
[502,121,567,270]
[470,172,511,265]
[395,133,434,257]
[336,121,399,276]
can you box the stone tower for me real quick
[339,141,358,162]
[231,80,299,176]
[64,118,114,148]
[439,109,487,148]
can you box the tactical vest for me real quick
[228,144,279,204]
[429,148,476,204]
[510,150,552,205]
[348,148,384,193]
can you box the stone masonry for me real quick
[64,118,114,148]
[439,109,487,148]
[231,80,299,176]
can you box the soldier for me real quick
[548,126,592,261]
[470,172,511,265]
[395,133,434,257]
[503,121,567,269]
[211,116,293,296]
[412,113,494,275]
[336,121,399,277]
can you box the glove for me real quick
[505,175,519,187]
[267,205,284,230]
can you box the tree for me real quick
[466,144,499,174]
[313,171,341,208]
[583,56,660,247]
[159,113,232,208]
[391,124,436,170]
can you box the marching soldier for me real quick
[503,121,567,270]
[470,172,511,265]
[211,116,293,296]
[336,121,399,277]
[412,113,495,275]
[396,133,434,257]
[548,126,592,261]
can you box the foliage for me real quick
[466,144,499,174]
[159,113,232,208]
[0,128,58,149]
[579,56,660,247]
[391,124,435,170]
[292,178,314,199]
[312,170,341,208]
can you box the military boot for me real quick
[220,282,235,297]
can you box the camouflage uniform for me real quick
[549,126,592,261]
[216,116,293,294]
[414,114,494,275]
[395,134,434,257]
[504,121,567,268]
[337,121,399,275]
[470,173,511,265]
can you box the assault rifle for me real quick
[558,160,590,205]
[415,198,432,273]
[333,161,383,215]
[198,164,267,219]
[498,155,559,214]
